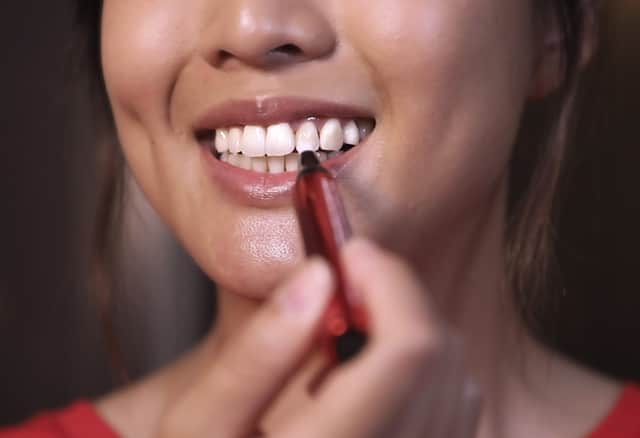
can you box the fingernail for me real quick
[281,259,333,318]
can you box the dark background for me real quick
[1,0,639,426]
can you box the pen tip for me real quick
[300,150,320,169]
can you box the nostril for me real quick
[218,50,233,63]
[271,44,302,57]
[215,44,303,68]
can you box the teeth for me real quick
[208,117,375,172]
[251,156,268,172]
[215,129,229,153]
[320,119,343,151]
[267,156,285,174]
[285,154,299,172]
[227,153,242,167]
[238,155,252,170]
[343,120,359,145]
[296,121,320,153]
[228,127,242,154]
[241,126,266,157]
[266,123,295,156]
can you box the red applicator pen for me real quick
[293,151,368,364]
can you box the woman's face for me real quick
[102,0,539,298]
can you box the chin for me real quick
[211,253,303,300]
[194,210,307,300]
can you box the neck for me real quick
[415,183,520,396]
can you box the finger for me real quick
[161,258,333,438]
[343,238,443,348]
[280,239,445,437]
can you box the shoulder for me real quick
[588,384,640,438]
[0,401,118,438]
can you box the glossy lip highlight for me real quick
[195,96,375,208]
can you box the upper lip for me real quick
[193,96,375,131]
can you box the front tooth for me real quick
[241,126,266,157]
[357,119,375,141]
[220,152,230,162]
[228,153,242,167]
[238,155,252,170]
[267,156,285,174]
[266,123,295,156]
[285,154,299,172]
[252,156,268,172]
[317,151,328,161]
[215,129,229,153]
[295,121,320,152]
[228,127,242,153]
[343,120,359,145]
[320,119,343,151]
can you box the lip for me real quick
[196,96,374,208]
[200,141,366,208]
[193,96,374,130]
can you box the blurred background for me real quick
[0,0,639,426]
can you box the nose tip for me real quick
[206,2,336,70]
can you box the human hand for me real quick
[156,238,481,438]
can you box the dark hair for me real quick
[74,0,127,383]
[73,0,595,382]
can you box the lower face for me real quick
[101,0,537,299]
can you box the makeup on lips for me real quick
[198,117,375,173]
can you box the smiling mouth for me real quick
[196,117,375,174]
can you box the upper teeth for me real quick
[212,118,373,158]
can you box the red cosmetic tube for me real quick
[293,151,368,364]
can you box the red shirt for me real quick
[0,402,118,438]
[2,385,639,437]
[588,385,640,438]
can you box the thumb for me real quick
[160,258,333,438]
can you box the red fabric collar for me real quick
[53,401,119,438]
[587,385,640,438]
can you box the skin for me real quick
[97,0,619,437]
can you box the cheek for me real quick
[101,1,197,124]
[101,1,205,236]
[349,1,534,86]
[344,0,534,244]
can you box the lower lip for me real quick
[199,144,365,208]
